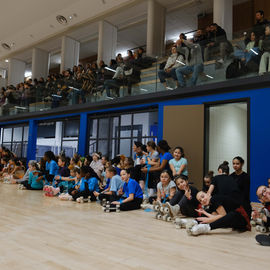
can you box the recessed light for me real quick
[56,15,68,25]
[2,43,11,50]
[5,59,9,63]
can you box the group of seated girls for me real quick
[148,155,253,237]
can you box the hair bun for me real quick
[223,161,229,166]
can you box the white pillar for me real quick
[60,36,80,72]
[8,59,26,86]
[55,121,63,155]
[32,48,50,79]
[97,20,117,66]
[214,0,233,40]
[146,0,166,57]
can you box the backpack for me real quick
[226,59,247,79]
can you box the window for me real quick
[0,125,29,158]
[88,110,158,158]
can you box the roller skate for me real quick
[141,203,155,210]
[188,223,211,236]
[76,196,91,203]
[101,198,107,207]
[59,193,72,201]
[103,201,120,213]
[251,208,270,233]
[153,200,163,212]
[174,218,189,229]
[18,184,26,190]
[186,219,199,235]
[164,202,180,218]
[161,213,173,222]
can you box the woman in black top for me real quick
[165,174,199,218]
[230,156,251,215]
[207,161,241,201]
[186,191,251,236]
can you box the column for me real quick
[27,120,38,162]
[146,0,166,57]
[78,112,88,157]
[60,36,80,72]
[32,48,50,79]
[214,0,233,40]
[55,121,63,155]
[97,20,117,66]
[8,59,26,85]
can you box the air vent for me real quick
[2,43,11,50]
[56,15,68,25]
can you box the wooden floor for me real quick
[0,183,268,270]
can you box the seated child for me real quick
[94,166,123,203]
[187,191,251,236]
[149,170,176,204]
[69,166,99,202]
[169,146,188,177]
[20,161,43,190]
[202,171,214,192]
[165,174,199,218]
[111,168,143,211]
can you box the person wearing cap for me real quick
[90,152,104,178]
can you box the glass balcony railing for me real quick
[0,27,267,118]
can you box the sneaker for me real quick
[189,224,211,236]
[165,202,180,217]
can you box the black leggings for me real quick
[110,198,143,211]
[209,211,247,231]
[99,192,121,202]
[22,180,43,190]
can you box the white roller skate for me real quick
[186,220,199,235]
[188,223,211,236]
[18,184,26,190]
[174,218,189,229]
[153,200,163,212]
[141,203,155,210]
[76,196,91,203]
[164,202,180,217]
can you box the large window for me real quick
[89,110,158,158]
[0,124,29,158]
[36,118,79,160]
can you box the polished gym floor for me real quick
[0,183,267,270]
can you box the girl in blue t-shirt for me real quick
[43,151,58,185]
[111,168,143,211]
[169,146,188,177]
[70,166,100,202]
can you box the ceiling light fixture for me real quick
[2,43,11,50]
[56,15,68,25]
[5,59,9,63]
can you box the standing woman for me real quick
[230,156,251,215]
[141,140,173,195]
[111,168,143,211]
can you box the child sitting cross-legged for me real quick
[19,161,44,190]
[69,166,100,202]
[110,168,143,211]
[93,166,123,204]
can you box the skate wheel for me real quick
[164,207,169,214]
[154,205,160,211]
[260,227,267,233]
[256,225,261,232]
[166,216,172,222]
[157,214,162,220]
[160,206,164,213]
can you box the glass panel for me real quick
[89,119,97,139]
[120,139,131,157]
[22,142,28,158]
[13,127,23,142]
[112,117,119,138]
[12,143,22,157]
[37,123,56,138]
[0,128,3,144]
[98,118,110,139]
[23,126,29,141]
[3,128,12,142]
[36,138,58,160]
[208,103,247,174]
[120,114,132,137]
[63,120,79,137]
[89,140,97,154]
[2,143,11,151]
[62,140,78,157]
[97,140,108,156]
[110,139,119,158]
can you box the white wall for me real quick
[208,103,247,174]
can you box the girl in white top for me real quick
[156,170,176,203]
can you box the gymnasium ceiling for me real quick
[0,0,249,71]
